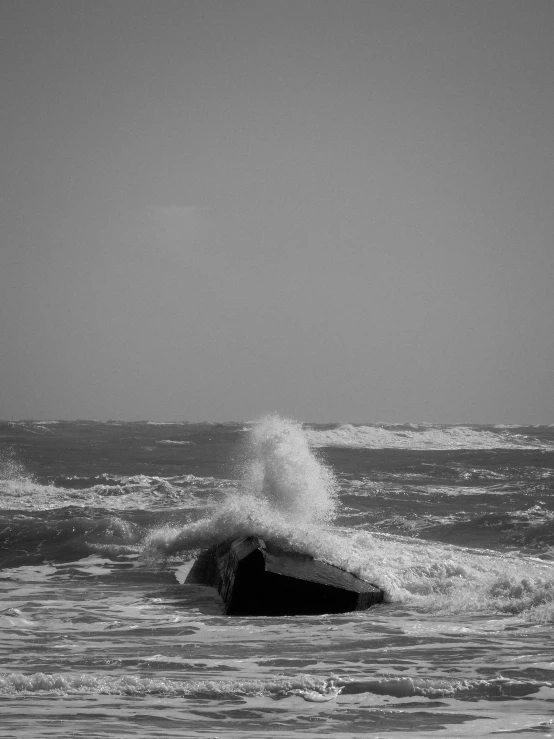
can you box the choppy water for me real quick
[1,417,554,738]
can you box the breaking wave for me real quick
[144,416,554,621]
[241,414,337,525]
[145,415,337,554]
[0,467,231,512]
[4,416,554,621]
[305,424,554,450]
[0,670,549,702]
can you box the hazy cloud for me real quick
[110,205,214,265]
[148,205,211,247]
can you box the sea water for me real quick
[1,416,553,738]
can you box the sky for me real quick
[1,0,553,423]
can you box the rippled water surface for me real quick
[1,418,554,737]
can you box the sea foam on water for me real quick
[142,416,554,620]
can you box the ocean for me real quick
[1,416,553,738]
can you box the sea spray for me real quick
[0,447,30,485]
[144,415,338,558]
[144,516,554,619]
[141,417,554,619]
[241,414,337,525]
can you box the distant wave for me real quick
[6,422,54,434]
[0,468,233,512]
[146,421,186,425]
[305,424,554,450]
[157,439,194,445]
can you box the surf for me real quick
[144,414,340,558]
[144,415,554,621]
[305,423,554,450]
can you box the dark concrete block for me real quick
[186,536,384,616]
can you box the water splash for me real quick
[141,417,554,620]
[0,447,30,484]
[241,414,337,525]
[144,414,338,557]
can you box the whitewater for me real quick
[1,416,554,737]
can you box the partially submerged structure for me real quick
[186,535,384,616]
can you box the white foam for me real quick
[0,670,548,702]
[0,671,342,700]
[305,424,553,450]
[144,417,554,621]
[0,471,220,511]
[146,421,186,425]
[155,518,554,620]
[241,415,337,525]
[158,439,193,445]
[144,415,339,556]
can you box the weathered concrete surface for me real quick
[187,536,384,616]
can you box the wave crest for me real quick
[305,424,553,450]
[144,414,338,559]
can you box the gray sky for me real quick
[1,0,553,423]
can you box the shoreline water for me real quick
[1,418,553,737]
